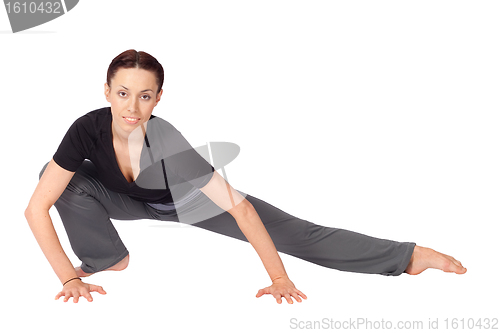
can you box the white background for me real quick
[1,1,499,332]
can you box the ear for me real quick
[154,88,163,107]
[104,82,111,102]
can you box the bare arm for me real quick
[200,170,307,304]
[25,159,106,302]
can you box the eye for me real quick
[118,91,127,97]
[142,95,151,100]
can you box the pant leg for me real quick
[41,159,415,276]
[173,189,416,276]
[39,160,161,274]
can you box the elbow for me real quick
[24,205,36,222]
[24,205,32,220]
[229,198,255,219]
[24,203,49,224]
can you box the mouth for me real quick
[123,116,140,125]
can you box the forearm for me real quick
[232,207,288,281]
[25,208,78,284]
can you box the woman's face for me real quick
[104,67,163,138]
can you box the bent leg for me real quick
[176,190,415,276]
[39,161,154,274]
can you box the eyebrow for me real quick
[119,85,153,93]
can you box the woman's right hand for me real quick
[55,279,107,303]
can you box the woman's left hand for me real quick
[256,276,307,304]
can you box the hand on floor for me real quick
[55,279,107,303]
[256,276,307,304]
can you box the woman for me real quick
[25,49,466,304]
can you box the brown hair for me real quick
[106,49,164,94]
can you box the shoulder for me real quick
[144,115,190,158]
[149,114,175,129]
[76,106,110,127]
[53,107,110,170]
[147,114,182,137]
[70,106,111,135]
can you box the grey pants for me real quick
[40,161,415,276]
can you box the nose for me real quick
[128,95,140,113]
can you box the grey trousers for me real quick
[40,161,415,276]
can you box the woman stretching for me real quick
[25,49,466,304]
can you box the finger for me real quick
[83,291,93,302]
[292,292,306,302]
[284,293,293,304]
[290,292,302,303]
[256,288,268,298]
[64,294,71,302]
[297,290,308,300]
[273,293,282,304]
[72,291,81,303]
[55,292,63,300]
[89,284,107,295]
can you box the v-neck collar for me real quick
[103,107,159,188]
[105,108,140,187]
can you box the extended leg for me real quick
[173,190,415,276]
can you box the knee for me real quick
[39,161,50,180]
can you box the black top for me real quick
[53,107,215,204]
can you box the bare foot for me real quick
[405,245,467,275]
[75,266,94,278]
[74,255,130,278]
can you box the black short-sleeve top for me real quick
[53,107,215,204]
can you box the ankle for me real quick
[75,266,93,277]
[106,254,129,272]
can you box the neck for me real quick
[111,121,148,146]
[111,122,130,145]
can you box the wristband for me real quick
[63,277,81,286]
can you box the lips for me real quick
[123,116,140,124]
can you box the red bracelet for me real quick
[63,277,81,286]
